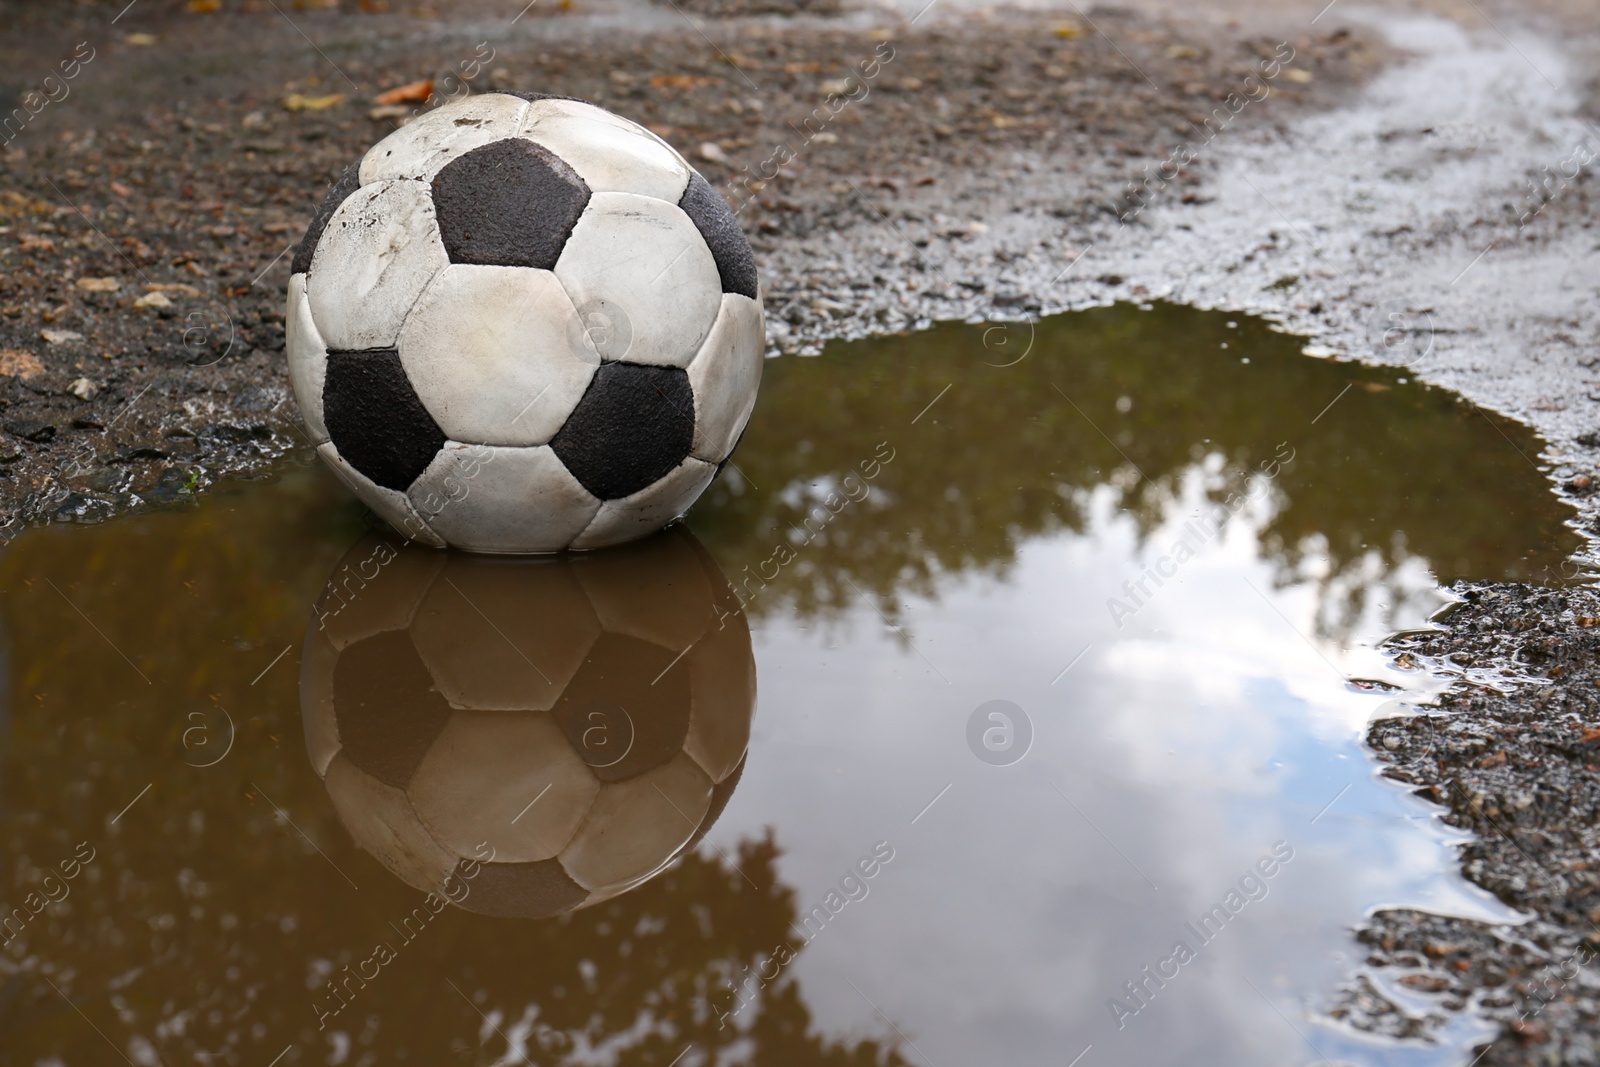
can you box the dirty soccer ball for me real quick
[300,527,755,918]
[285,92,764,552]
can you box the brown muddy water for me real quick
[0,304,1578,1067]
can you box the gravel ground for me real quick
[0,0,1381,537]
[5,0,1600,1062]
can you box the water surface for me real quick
[0,303,1576,1066]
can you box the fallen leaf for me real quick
[368,104,412,121]
[281,93,346,112]
[1053,22,1084,38]
[0,349,44,381]
[649,74,720,89]
[75,277,120,293]
[373,79,432,105]
[126,32,158,46]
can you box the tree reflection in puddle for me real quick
[0,303,1573,1066]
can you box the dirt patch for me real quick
[0,1,1381,542]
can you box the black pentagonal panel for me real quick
[332,631,453,790]
[551,632,693,784]
[678,171,758,299]
[460,858,590,919]
[549,363,694,500]
[431,138,589,269]
[323,348,446,491]
[293,164,361,275]
[495,90,589,106]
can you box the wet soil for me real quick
[0,0,1381,539]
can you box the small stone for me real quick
[232,385,279,411]
[697,142,728,163]
[67,377,98,401]
[53,492,116,524]
[40,328,84,345]
[133,291,174,310]
[75,276,119,293]
[4,418,56,442]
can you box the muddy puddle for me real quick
[0,303,1578,1066]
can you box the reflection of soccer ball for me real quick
[300,526,755,918]
[285,92,764,552]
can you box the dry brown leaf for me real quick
[373,79,433,105]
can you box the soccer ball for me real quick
[300,525,755,918]
[285,92,764,553]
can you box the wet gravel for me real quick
[0,0,1380,542]
[1328,584,1600,1064]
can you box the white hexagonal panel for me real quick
[398,264,598,447]
[307,180,449,351]
[572,531,713,653]
[570,457,715,550]
[310,536,448,653]
[560,751,712,892]
[408,442,601,553]
[285,272,329,444]
[360,93,531,184]
[408,711,601,865]
[317,442,447,550]
[554,192,721,369]
[687,293,764,462]
[683,615,756,784]
[324,754,459,894]
[522,98,690,203]
[410,554,601,711]
[300,625,342,777]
